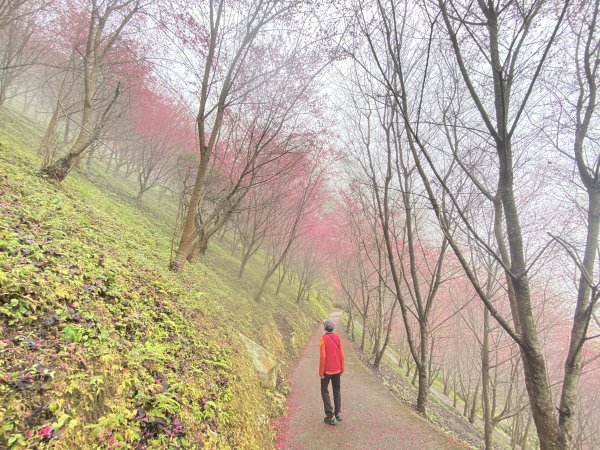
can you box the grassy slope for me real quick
[0,107,329,449]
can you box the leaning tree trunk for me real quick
[39,107,61,168]
[43,79,120,182]
[255,256,286,301]
[275,267,286,295]
[254,271,271,301]
[42,140,90,182]
[239,247,254,279]
[42,108,100,181]
[557,191,600,443]
[172,155,209,271]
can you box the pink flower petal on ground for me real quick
[38,425,53,440]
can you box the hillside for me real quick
[0,107,329,449]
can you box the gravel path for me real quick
[278,312,468,450]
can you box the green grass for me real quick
[0,107,330,449]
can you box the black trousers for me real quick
[321,373,341,417]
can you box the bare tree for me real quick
[170,0,302,271]
[43,0,142,181]
[0,3,41,105]
[343,4,454,414]
[254,162,325,301]
[234,186,281,279]
[357,0,600,447]
[424,1,600,447]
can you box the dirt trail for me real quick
[278,312,467,450]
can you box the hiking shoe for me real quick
[335,414,343,422]
[324,416,337,425]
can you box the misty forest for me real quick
[1,0,599,449]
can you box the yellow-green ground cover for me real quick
[0,107,329,449]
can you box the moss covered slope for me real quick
[0,108,329,449]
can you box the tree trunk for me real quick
[63,115,71,145]
[172,153,209,272]
[136,188,145,205]
[416,322,430,415]
[42,146,87,182]
[296,282,307,304]
[218,226,227,242]
[417,367,429,414]
[255,273,269,301]
[347,309,353,334]
[500,182,557,449]
[275,267,286,295]
[187,229,209,262]
[43,75,120,182]
[105,152,115,173]
[374,306,394,369]
[22,90,33,114]
[482,308,494,449]
[522,415,532,449]
[238,253,251,279]
[86,143,95,171]
[469,380,480,424]
[443,373,451,396]
[124,161,135,178]
[231,232,240,255]
[453,377,458,409]
[511,415,520,450]
[428,338,436,388]
[0,81,8,106]
[558,192,600,444]
[39,107,60,168]
[372,330,380,362]
[360,313,367,351]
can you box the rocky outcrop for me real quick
[238,333,282,390]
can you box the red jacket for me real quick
[319,332,344,376]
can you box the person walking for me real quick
[319,318,344,425]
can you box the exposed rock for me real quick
[238,333,282,390]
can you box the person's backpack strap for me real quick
[326,333,340,350]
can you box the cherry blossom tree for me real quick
[254,152,328,301]
[128,85,194,203]
[168,0,338,271]
[42,0,143,181]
